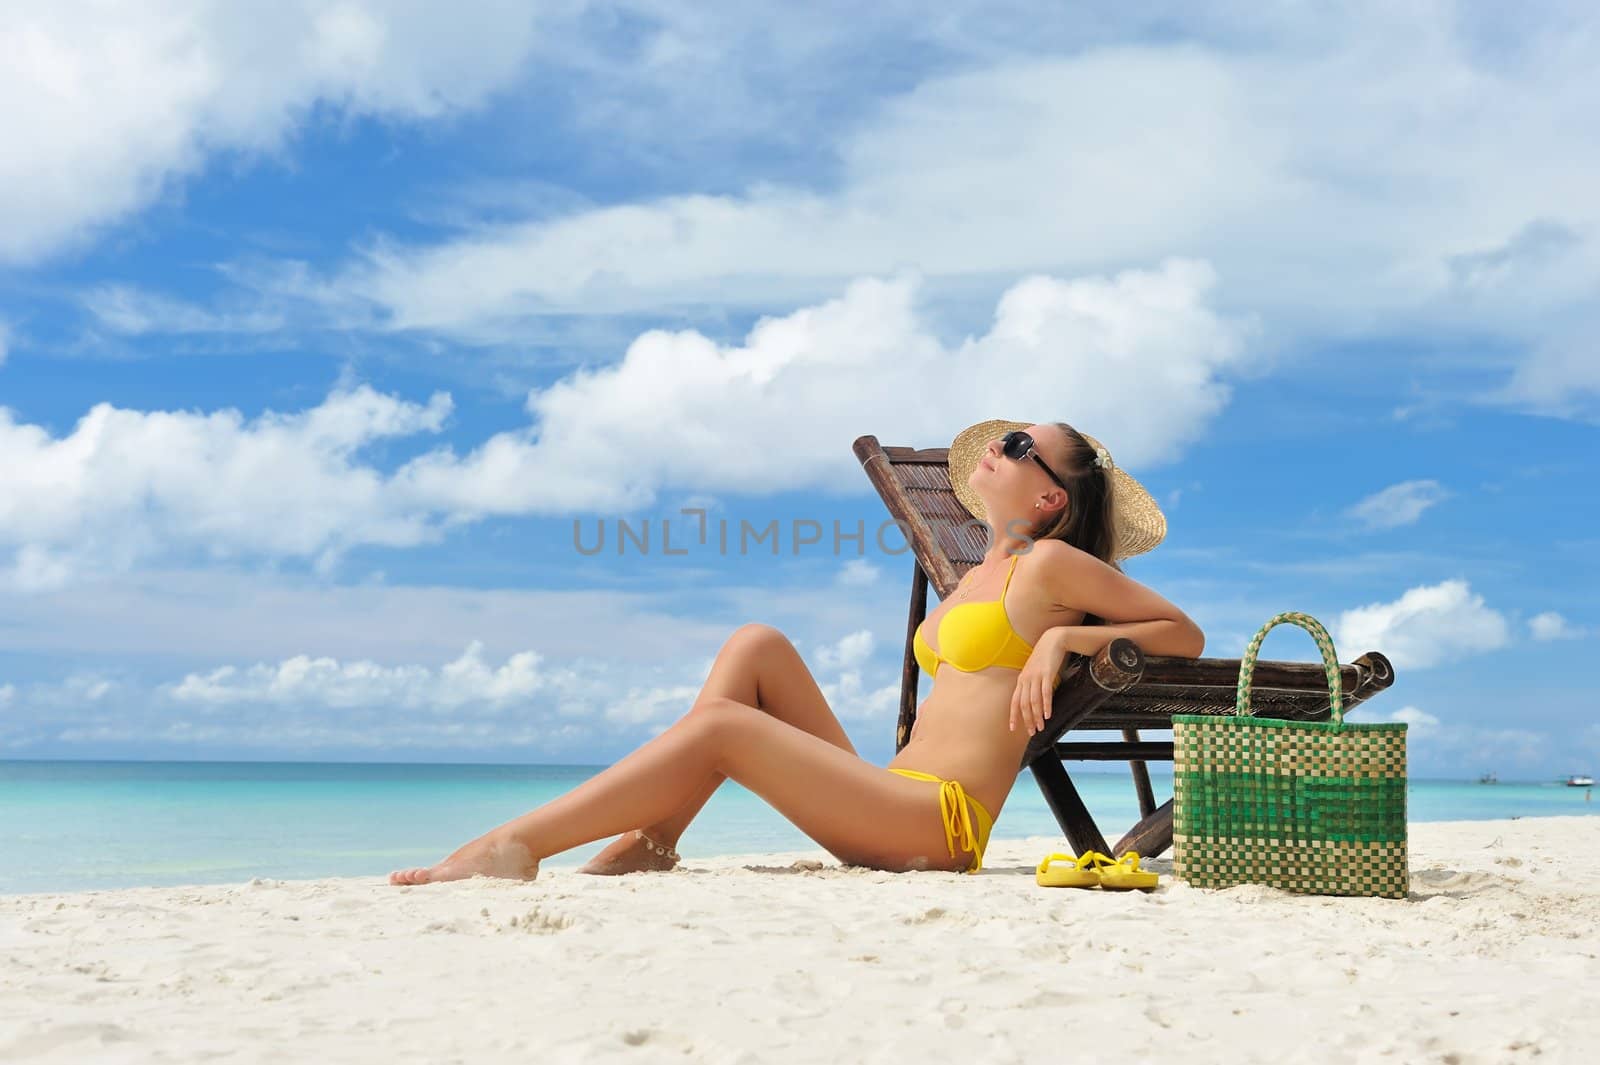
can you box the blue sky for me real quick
[0,2,1596,777]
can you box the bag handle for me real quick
[1235,611,1345,725]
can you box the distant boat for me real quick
[1566,774,1594,787]
[1478,771,1497,785]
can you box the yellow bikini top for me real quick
[913,553,1035,679]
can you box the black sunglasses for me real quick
[999,430,1070,492]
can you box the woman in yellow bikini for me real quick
[389,419,1204,884]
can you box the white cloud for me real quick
[788,628,900,723]
[1469,729,1550,767]
[0,567,739,667]
[1529,611,1586,642]
[837,559,880,587]
[1390,706,1441,735]
[390,260,1246,512]
[4,263,1244,579]
[1498,337,1600,422]
[0,561,922,755]
[813,630,874,672]
[169,641,556,711]
[820,670,902,724]
[603,683,706,728]
[1335,580,1510,669]
[63,674,115,703]
[10,5,1594,414]
[600,629,899,729]
[250,13,1600,414]
[3,619,902,752]
[1344,701,1553,772]
[1347,704,1441,738]
[15,642,701,753]
[1438,726,1550,771]
[4,545,74,592]
[0,385,453,578]
[81,285,286,336]
[1346,480,1450,530]
[0,1,540,264]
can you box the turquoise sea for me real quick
[2,760,1594,895]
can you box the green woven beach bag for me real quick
[1171,612,1409,899]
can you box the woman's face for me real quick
[968,423,1072,521]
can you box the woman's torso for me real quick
[885,548,1086,820]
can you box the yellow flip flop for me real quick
[1092,851,1160,891]
[1036,852,1101,888]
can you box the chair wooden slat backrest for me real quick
[853,434,1397,858]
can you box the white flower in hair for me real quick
[1093,446,1112,470]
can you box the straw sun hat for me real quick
[947,418,1167,561]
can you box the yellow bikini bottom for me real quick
[888,768,995,874]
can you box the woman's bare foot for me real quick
[578,830,680,875]
[389,831,539,885]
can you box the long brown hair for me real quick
[1028,422,1120,626]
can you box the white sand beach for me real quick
[4,816,1598,1064]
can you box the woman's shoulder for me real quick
[1019,537,1128,576]
[1015,537,1091,570]
[1010,540,1091,625]
[1013,538,1119,599]
[1010,539,1088,597]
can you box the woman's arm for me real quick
[1042,619,1204,659]
[1027,539,1206,658]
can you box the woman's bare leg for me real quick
[389,697,961,885]
[580,623,856,874]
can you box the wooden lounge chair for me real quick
[853,434,1397,859]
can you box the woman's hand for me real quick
[1010,629,1070,736]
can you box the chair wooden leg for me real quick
[1029,756,1111,857]
[1113,799,1174,859]
[894,562,928,753]
[1123,728,1156,817]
